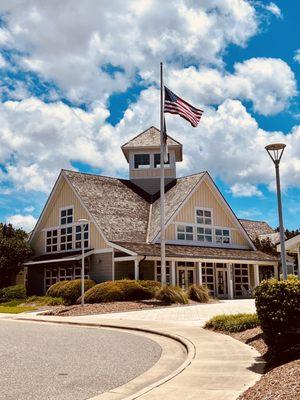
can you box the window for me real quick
[45,268,59,290]
[156,261,171,284]
[60,207,73,225]
[134,154,150,169]
[215,228,230,244]
[75,224,89,249]
[60,227,73,251]
[177,225,194,241]
[196,227,212,243]
[201,262,215,294]
[45,264,89,292]
[154,153,170,168]
[46,229,58,253]
[234,264,249,297]
[196,209,212,225]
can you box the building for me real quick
[277,234,300,277]
[25,126,279,298]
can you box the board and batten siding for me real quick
[90,252,113,283]
[166,180,250,247]
[31,176,107,256]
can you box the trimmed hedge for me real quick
[0,284,26,302]
[155,285,189,304]
[204,313,260,332]
[83,280,154,303]
[188,284,210,303]
[255,278,300,354]
[47,279,95,304]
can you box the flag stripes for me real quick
[164,86,203,127]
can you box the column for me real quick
[297,246,300,279]
[134,259,139,280]
[274,264,279,280]
[161,262,166,285]
[253,264,259,287]
[171,261,176,286]
[227,263,234,299]
[197,262,202,285]
[112,251,115,281]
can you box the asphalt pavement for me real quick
[0,320,161,400]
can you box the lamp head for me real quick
[265,143,286,164]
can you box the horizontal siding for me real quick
[130,168,175,178]
[31,176,107,256]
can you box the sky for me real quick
[0,0,299,232]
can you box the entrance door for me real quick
[177,267,195,289]
[216,268,228,298]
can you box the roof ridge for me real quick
[239,218,272,224]
[62,169,130,182]
[177,171,207,179]
[121,126,159,149]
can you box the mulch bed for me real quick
[223,327,300,400]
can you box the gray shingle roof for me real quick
[239,219,274,241]
[113,242,279,262]
[64,170,150,243]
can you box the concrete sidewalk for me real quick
[6,299,263,400]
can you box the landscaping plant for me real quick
[188,284,210,303]
[155,285,189,304]
[137,280,161,295]
[255,278,300,357]
[204,313,260,332]
[0,284,26,302]
[47,279,95,304]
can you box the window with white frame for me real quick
[233,264,249,297]
[60,226,73,251]
[75,224,89,249]
[215,228,230,244]
[196,208,212,225]
[46,229,58,253]
[156,261,171,284]
[60,207,73,225]
[45,263,89,291]
[177,225,194,241]
[134,154,150,169]
[154,153,170,168]
[196,227,212,243]
[201,262,215,294]
[45,268,59,290]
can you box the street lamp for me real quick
[265,143,287,280]
[78,218,89,306]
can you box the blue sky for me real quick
[0,1,299,232]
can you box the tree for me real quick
[253,236,277,256]
[0,223,32,288]
[275,227,300,240]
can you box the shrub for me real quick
[137,280,161,295]
[188,284,210,303]
[0,284,26,302]
[83,279,153,303]
[204,313,260,332]
[255,278,300,355]
[47,279,95,304]
[25,296,64,306]
[155,285,189,304]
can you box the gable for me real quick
[30,174,107,255]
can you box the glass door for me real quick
[216,268,228,298]
[177,267,196,289]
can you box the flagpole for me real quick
[160,62,166,285]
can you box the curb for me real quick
[16,317,196,400]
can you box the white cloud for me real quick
[265,2,282,18]
[6,214,37,232]
[294,49,300,64]
[0,54,7,68]
[0,0,258,103]
[24,206,34,213]
[168,58,297,116]
[230,183,263,197]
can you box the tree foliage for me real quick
[253,236,277,256]
[0,223,32,288]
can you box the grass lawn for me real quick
[0,305,36,314]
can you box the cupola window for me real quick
[134,154,150,169]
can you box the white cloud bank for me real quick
[6,214,37,232]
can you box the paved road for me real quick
[0,320,161,400]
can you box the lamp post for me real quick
[78,218,88,306]
[265,143,287,280]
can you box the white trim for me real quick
[197,262,202,285]
[163,238,249,250]
[114,256,137,262]
[146,203,153,243]
[24,257,80,266]
[108,242,137,256]
[145,255,278,265]
[254,264,259,287]
[134,259,139,280]
[227,263,234,299]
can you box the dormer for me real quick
[121,126,183,195]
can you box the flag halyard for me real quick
[164,86,203,127]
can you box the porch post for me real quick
[161,263,166,285]
[297,246,300,279]
[134,259,139,280]
[274,263,279,280]
[171,261,176,286]
[227,263,234,299]
[197,262,202,285]
[253,264,260,287]
[112,250,115,281]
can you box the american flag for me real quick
[164,86,203,127]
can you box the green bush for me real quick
[25,296,64,306]
[137,280,161,295]
[204,313,260,332]
[83,279,153,303]
[0,284,26,302]
[188,284,210,303]
[155,285,189,304]
[47,279,95,304]
[255,278,300,354]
